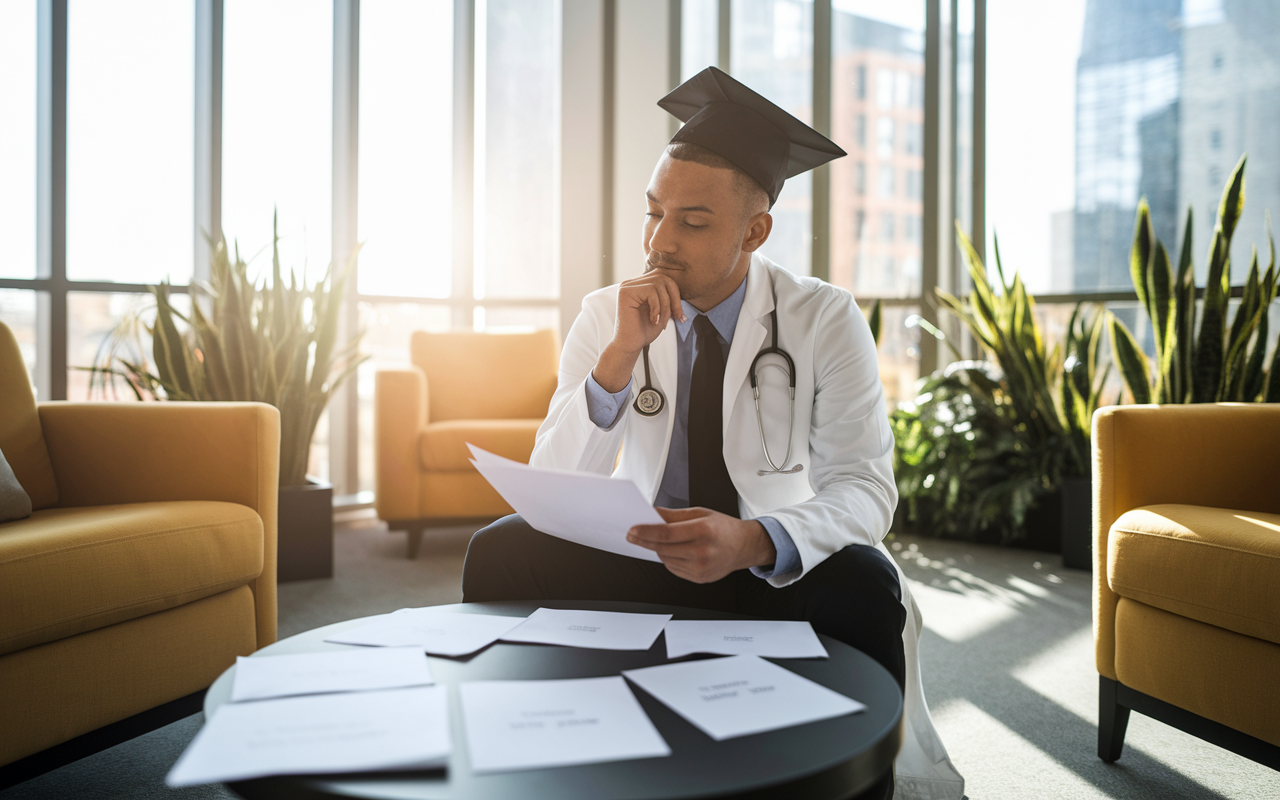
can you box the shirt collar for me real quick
[675,275,748,345]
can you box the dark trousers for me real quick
[462,515,906,799]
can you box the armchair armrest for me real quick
[1092,403,1280,677]
[38,401,280,649]
[375,366,428,521]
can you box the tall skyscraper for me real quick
[1072,0,1181,292]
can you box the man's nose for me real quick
[647,217,677,253]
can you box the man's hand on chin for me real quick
[627,507,778,584]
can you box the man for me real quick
[462,68,962,800]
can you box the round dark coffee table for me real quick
[204,600,903,799]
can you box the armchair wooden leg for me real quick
[1099,676,1130,763]
[406,528,424,560]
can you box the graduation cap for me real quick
[658,66,846,207]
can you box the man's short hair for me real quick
[666,141,771,215]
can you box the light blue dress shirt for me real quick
[584,278,800,579]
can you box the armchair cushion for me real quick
[418,419,543,472]
[0,448,32,522]
[0,500,264,657]
[1109,504,1280,646]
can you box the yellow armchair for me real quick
[1093,404,1280,769]
[0,322,279,784]
[375,329,559,557]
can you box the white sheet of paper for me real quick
[459,676,670,774]
[501,607,671,651]
[663,620,829,660]
[623,654,865,741]
[229,647,433,703]
[166,686,451,787]
[466,444,663,562]
[324,609,527,657]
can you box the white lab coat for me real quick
[532,253,964,800]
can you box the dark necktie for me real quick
[688,315,739,517]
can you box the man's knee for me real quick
[462,514,539,600]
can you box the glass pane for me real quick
[356,300,453,493]
[476,305,560,333]
[358,0,453,299]
[829,2,925,297]
[732,0,813,276]
[223,0,332,279]
[0,0,37,280]
[66,0,194,284]
[987,2,1280,294]
[682,0,718,81]
[476,0,559,300]
[866,304,920,409]
[66,291,186,401]
[0,289,39,392]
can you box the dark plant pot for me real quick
[277,479,334,583]
[1059,475,1093,571]
[1017,489,1064,554]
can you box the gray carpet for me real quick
[4,520,1278,799]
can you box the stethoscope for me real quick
[632,307,802,476]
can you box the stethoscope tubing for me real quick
[632,303,798,475]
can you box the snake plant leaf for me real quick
[1193,162,1245,402]
[867,299,883,346]
[1148,241,1174,401]
[1109,313,1152,405]
[1267,338,1280,402]
[1218,154,1247,244]
[1245,228,1278,400]
[1131,199,1154,318]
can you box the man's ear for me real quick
[741,212,773,253]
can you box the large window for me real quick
[66,0,194,285]
[0,0,37,282]
[222,0,332,273]
[987,0,1280,295]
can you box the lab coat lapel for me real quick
[723,257,775,436]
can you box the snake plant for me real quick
[1110,155,1280,404]
[90,215,367,487]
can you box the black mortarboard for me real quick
[658,66,846,207]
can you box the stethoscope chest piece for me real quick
[634,387,664,416]
[633,344,666,417]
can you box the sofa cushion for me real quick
[419,419,542,472]
[0,501,264,656]
[1108,504,1280,645]
[0,322,59,510]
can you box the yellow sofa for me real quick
[375,329,559,557]
[1094,404,1280,769]
[0,322,279,785]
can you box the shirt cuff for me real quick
[584,373,633,430]
[750,516,801,580]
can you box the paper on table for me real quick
[623,654,865,741]
[230,647,433,703]
[459,676,669,774]
[166,686,451,787]
[501,607,671,651]
[466,444,663,562]
[324,609,527,657]
[663,620,829,660]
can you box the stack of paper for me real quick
[467,444,664,561]
[230,647,434,702]
[167,648,449,787]
[459,676,670,773]
[663,619,829,659]
[325,608,527,656]
[501,608,672,651]
[167,686,451,787]
[623,654,865,740]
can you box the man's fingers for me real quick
[654,506,706,523]
[627,522,695,545]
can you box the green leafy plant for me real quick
[935,227,1094,479]
[90,217,367,487]
[891,364,1058,543]
[1110,155,1280,403]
